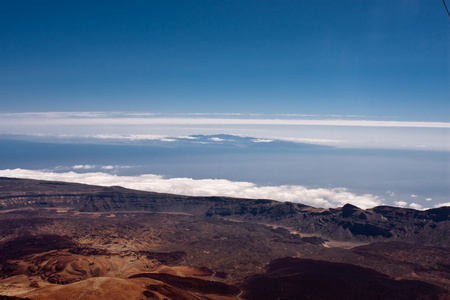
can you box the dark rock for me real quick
[242,257,449,300]
[342,203,359,218]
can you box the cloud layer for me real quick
[1,112,449,151]
[1,112,449,128]
[0,169,383,209]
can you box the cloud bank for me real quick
[1,112,449,151]
[0,169,383,209]
[1,112,449,128]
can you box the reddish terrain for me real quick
[0,178,448,299]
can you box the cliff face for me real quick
[0,177,217,214]
[0,177,449,246]
[205,201,450,246]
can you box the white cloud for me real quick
[176,136,199,140]
[435,202,450,207]
[410,194,418,198]
[209,137,232,142]
[276,137,343,144]
[409,203,423,210]
[101,166,115,170]
[1,112,449,128]
[72,165,96,170]
[72,165,132,171]
[103,165,134,170]
[0,169,383,209]
[88,134,176,142]
[394,201,408,207]
[252,138,274,143]
[386,191,396,197]
[426,198,432,201]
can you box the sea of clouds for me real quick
[0,168,383,209]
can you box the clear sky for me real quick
[1,0,449,121]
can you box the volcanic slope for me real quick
[0,177,449,299]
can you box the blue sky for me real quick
[0,1,449,209]
[1,0,449,120]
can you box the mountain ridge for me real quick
[0,177,448,246]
